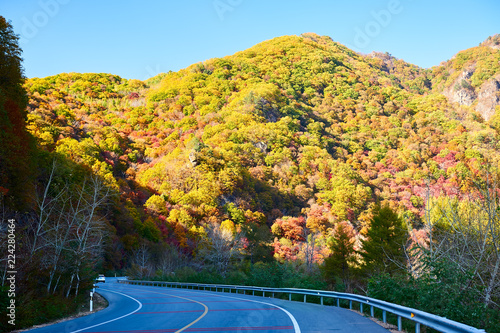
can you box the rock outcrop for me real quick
[476,75,500,121]
[443,66,476,106]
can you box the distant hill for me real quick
[23,32,500,267]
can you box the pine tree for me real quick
[360,204,407,276]
[322,221,357,291]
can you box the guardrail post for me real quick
[336,298,339,307]
[289,293,291,301]
[360,303,363,313]
[370,305,374,317]
[252,290,255,296]
[382,310,386,323]
[398,316,402,331]
[321,296,323,305]
[415,322,420,333]
[272,292,275,298]
[90,291,93,312]
[304,294,306,303]
[263,291,265,297]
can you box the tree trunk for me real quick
[66,273,74,298]
[74,271,80,297]
[484,254,500,306]
[47,265,56,294]
[52,274,61,294]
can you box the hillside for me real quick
[3,30,500,330]
[432,34,500,120]
[24,32,500,233]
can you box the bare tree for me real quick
[426,168,500,307]
[44,193,72,294]
[65,175,109,297]
[130,243,154,279]
[197,223,244,277]
[299,227,321,272]
[27,160,67,258]
[157,245,186,277]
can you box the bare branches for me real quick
[197,223,244,277]
[14,160,111,297]
[425,167,500,306]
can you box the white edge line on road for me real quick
[216,294,301,333]
[70,288,143,333]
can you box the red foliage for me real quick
[272,216,306,241]
[272,237,299,260]
[306,203,332,233]
[128,92,140,99]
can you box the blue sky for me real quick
[3,0,500,80]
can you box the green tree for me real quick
[241,220,273,264]
[360,205,407,276]
[322,221,357,291]
[0,16,34,209]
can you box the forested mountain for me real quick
[2,28,500,330]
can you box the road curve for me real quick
[25,278,389,333]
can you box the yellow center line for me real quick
[121,285,209,333]
[171,294,208,333]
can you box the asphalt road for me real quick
[25,278,390,333]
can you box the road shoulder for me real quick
[13,292,108,333]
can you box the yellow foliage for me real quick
[221,219,235,234]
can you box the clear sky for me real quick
[3,0,500,80]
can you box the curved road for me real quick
[26,278,389,333]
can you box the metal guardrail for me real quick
[118,280,486,333]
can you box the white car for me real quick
[96,274,105,283]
